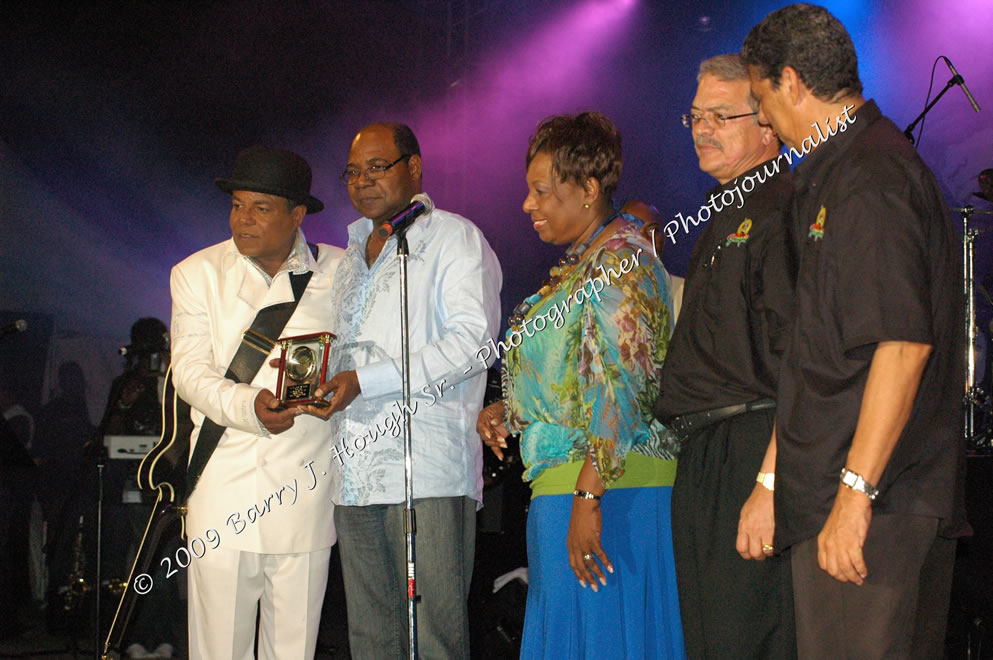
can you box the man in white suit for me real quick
[170,146,345,659]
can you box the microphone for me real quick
[377,194,434,238]
[944,57,981,113]
[0,319,27,341]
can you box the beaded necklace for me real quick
[507,211,619,333]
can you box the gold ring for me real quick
[762,544,774,554]
[583,553,593,561]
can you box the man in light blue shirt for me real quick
[311,123,501,658]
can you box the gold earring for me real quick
[583,203,590,209]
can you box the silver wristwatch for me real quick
[839,468,878,501]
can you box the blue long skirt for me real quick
[521,486,686,659]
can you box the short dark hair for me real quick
[741,3,862,101]
[390,123,421,158]
[525,111,623,200]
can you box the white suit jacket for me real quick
[170,236,345,554]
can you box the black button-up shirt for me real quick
[657,159,798,420]
[774,100,967,550]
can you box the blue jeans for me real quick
[334,497,475,659]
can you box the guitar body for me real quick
[137,365,193,504]
[103,365,191,659]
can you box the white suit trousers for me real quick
[188,544,331,660]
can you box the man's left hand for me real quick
[736,483,776,560]
[817,485,872,585]
[299,370,361,419]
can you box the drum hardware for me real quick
[953,205,993,451]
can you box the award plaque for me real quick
[274,332,335,407]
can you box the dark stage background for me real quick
[2,0,991,351]
[1,0,993,656]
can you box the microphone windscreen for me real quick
[410,193,434,215]
[377,195,433,238]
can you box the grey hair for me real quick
[697,54,758,113]
[698,54,749,83]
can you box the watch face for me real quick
[841,469,876,500]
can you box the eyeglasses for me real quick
[681,111,758,129]
[340,154,411,184]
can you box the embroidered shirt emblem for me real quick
[809,206,826,241]
[725,218,752,247]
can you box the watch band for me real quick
[756,471,775,491]
[840,468,878,501]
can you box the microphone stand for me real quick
[395,223,419,658]
[903,74,965,144]
[95,458,105,659]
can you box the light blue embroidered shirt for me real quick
[327,200,502,506]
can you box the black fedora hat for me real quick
[215,146,324,213]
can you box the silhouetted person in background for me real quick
[33,361,96,629]
[34,361,93,474]
[0,412,38,640]
[1,379,35,450]
[0,375,41,638]
[99,317,169,438]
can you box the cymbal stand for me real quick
[954,206,993,450]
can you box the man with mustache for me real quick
[656,54,799,658]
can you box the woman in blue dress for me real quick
[477,112,685,659]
